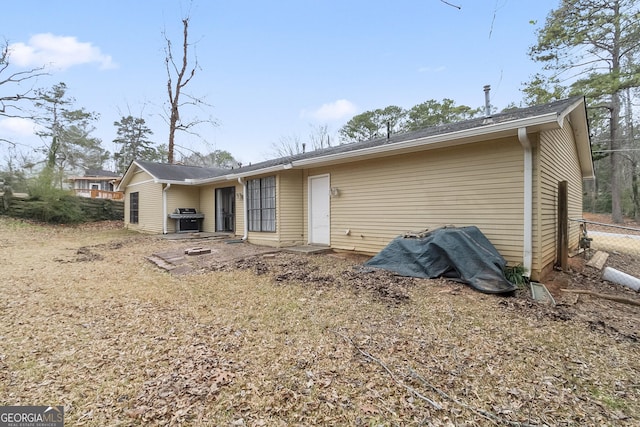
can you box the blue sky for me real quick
[2,0,560,168]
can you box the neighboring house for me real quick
[117,96,594,281]
[68,169,123,200]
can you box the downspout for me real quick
[518,127,532,278]
[238,177,248,240]
[163,183,171,234]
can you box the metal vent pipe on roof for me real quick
[483,85,491,117]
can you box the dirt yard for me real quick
[1,217,639,426]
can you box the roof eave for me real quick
[154,179,196,185]
[116,162,136,191]
[194,164,291,185]
[291,112,562,169]
[178,106,588,186]
[569,104,595,180]
[69,176,119,180]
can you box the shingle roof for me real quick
[135,160,229,181]
[121,96,588,187]
[229,96,585,174]
[84,168,119,177]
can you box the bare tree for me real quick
[270,134,305,158]
[269,124,332,159]
[163,17,215,164]
[307,124,331,150]
[0,39,48,146]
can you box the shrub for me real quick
[504,264,528,288]
[10,194,83,223]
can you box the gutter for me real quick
[518,128,533,278]
[290,112,561,168]
[162,183,171,234]
[238,177,247,240]
[191,164,291,186]
[155,179,192,185]
[192,113,563,187]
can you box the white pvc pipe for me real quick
[602,267,640,292]
[518,127,533,277]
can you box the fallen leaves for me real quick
[130,341,237,424]
[1,217,639,426]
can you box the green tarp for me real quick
[364,226,517,294]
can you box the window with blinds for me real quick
[247,176,276,232]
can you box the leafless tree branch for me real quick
[0,137,17,147]
[410,369,539,427]
[439,0,461,10]
[1,40,48,118]
[163,16,210,164]
[332,329,443,410]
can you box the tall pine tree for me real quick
[113,116,159,173]
[528,0,640,223]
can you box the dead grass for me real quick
[1,217,639,426]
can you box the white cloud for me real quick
[8,33,116,70]
[301,99,358,121]
[0,117,37,136]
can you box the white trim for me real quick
[116,161,147,191]
[557,97,584,128]
[118,100,590,193]
[568,107,595,180]
[194,165,290,185]
[307,174,331,246]
[154,179,194,185]
[192,112,565,186]
[291,113,561,169]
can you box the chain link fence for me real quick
[570,218,640,256]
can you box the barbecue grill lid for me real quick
[175,208,197,214]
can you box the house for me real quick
[68,169,123,200]
[117,96,594,281]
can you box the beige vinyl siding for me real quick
[199,186,215,232]
[236,184,245,237]
[165,185,200,233]
[537,119,584,276]
[124,169,163,233]
[303,137,526,265]
[277,170,304,245]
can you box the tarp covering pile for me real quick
[364,226,517,294]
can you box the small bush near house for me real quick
[504,264,527,288]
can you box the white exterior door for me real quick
[309,174,330,245]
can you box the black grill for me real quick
[168,208,204,233]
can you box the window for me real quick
[130,192,139,224]
[247,176,276,232]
